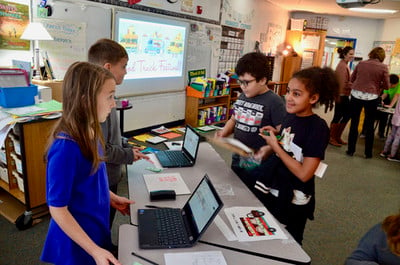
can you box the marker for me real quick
[262,130,282,140]
[131,252,159,265]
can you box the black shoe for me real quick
[364,155,372,159]
[346,151,354,156]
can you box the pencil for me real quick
[131,252,159,265]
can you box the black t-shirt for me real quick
[233,90,285,150]
[282,113,329,160]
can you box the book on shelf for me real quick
[41,51,55,80]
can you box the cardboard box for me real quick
[31,79,63,102]
[0,85,38,108]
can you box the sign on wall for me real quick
[0,0,30,50]
[36,18,86,79]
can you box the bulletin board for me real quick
[135,0,221,24]
[187,22,221,77]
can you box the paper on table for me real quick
[159,132,181,139]
[213,215,237,241]
[164,140,183,151]
[144,153,163,169]
[224,206,288,241]
[146,136,167,144]
[164,251,227,265]
[143,172,190,195]
[4,100,62,117]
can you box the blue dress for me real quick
[41,135,111,265]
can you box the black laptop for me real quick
[138,174,223,249]
[155,125,200,168]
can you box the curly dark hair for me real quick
[235,52,272,82]
[382,212,400,256]
[292,67,339,113]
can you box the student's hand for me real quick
[92,247,122,265]
[214,130,224,138]
[110,193,134,216]
[259,125,278,136]
[133,148,150,161]
[253,145,272,161]
[259,129,280,152]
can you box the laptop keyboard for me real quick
[155,208,188,246]
[157,151,188,166]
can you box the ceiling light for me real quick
[349,7,398,14]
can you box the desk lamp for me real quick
[20,22,53,79]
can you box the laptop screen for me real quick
[182,125,200,159]
[184,175,223,237]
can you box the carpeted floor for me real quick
[0,107,399,265]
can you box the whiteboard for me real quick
[33,1,112,79]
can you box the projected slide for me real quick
[117,18,186,80]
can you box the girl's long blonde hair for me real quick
[47,61,114,172]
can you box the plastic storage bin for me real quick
[0,84,38,108]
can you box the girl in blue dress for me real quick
[255,67,338,244]
[41,62,132,265]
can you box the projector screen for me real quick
[114,11,189,97]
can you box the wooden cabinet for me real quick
[185,94,230,127]
[281,30,326,82]
[0,119,57,222]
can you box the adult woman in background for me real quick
[346,47,390,158]
[329,46,354,147]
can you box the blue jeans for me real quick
[347,96,379,157]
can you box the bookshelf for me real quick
[185,86,230,127]
[0,119,57,223]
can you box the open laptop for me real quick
[138,174,223,249]
[155,124,200,167]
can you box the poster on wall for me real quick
[0,0,30,50]
[36,18,86,80]
[261,23,282,55]
[221,0,254,30]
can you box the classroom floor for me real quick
[0,106,399,265]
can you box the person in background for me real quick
[215,52,286,190]
[346,47,390,158]
[377,74,400,140]
[380,89,400,162]
[329,46,354,147]
[344,211,400,265]
[255,67,338,244]
[41,62,129,265]
[88,38,148,228]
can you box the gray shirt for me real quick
[101,108,134,187]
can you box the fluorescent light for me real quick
[349,8,398,14]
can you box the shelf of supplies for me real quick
[198,102,228,110]
[0,179,25,204]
